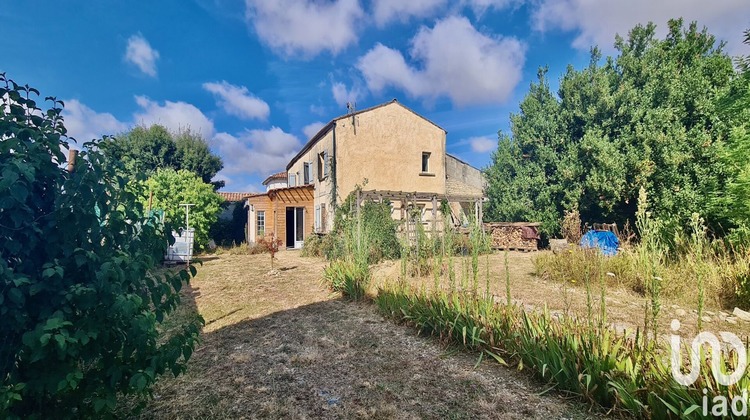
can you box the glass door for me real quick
[294,207,304,249]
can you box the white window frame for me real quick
[421,151,430,173]
[256,211,265,238]
[303,162,312,184]
[318,150,329,181]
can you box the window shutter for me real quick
[323,150,329,177]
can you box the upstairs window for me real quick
[318,150,329,181]
[288,173,296,186]
[303,162,312,184]
[421,152,430,173]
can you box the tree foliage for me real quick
[485,19,740,237]
[103,125,224,189]
[139,169,224,249]
[715,30,750,237]
[0,75,202,418]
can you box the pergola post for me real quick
[356,189,361,252]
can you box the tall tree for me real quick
[103,125,224,189]
[714,29,750,236]
[485,19,738,237]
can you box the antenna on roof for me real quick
[346,101,357,135]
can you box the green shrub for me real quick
[0,75,202,417]
[333,190,400,263]
[323,260,370,300]
[209,203,248,247]
[137,168,224,250]
[301,234,323,257]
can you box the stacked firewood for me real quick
[485,223,540,250]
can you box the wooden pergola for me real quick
[355,189,485,242]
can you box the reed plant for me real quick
[375,281,750,418]
[504,249,511,306]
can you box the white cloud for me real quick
[371,0,446,27]
[62,99,128,143]
[357,16,525,106]
[310,104,326,116]
[124,33,160,77]
[210,128,302,176]
[464,0,517,16]
[212,173,233,187]
[203,81,270,120]
[303,121,326,139]
[531,0,750,55]
[469,136,496,153]
[370,0,518,27]
[245,0,364,57]
[133,95,215,138]
[331,81,363,107]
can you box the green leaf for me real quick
[8,288,25,306]
[93,398,107,413]
[54,334,66,350]
[485,349,508,366]
[9,183,28,203]
[12,277,30,287]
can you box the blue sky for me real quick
[2,1,748,192]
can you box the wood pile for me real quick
[485,222,540,251]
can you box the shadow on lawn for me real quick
[139,286,591,420]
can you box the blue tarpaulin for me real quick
[579,230,619,256]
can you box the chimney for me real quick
[67,149,78,173]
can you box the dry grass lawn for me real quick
[134,250,596,419]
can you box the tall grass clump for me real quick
[535,189,750,311]
[635,187,664,340]
[375,282,750,418]
[322,190,390,300]
[690,213,707,329]
[323,259,370,300]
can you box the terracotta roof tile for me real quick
[262,171,287,185]
[218,192,259,202]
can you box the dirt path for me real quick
[138,251,595,419]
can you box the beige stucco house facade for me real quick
[249,99,484,244]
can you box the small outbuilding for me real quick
[245,185,314,249]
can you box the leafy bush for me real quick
[137,168,224,250]
[323,260,371,300]
[301,234,323,257]
[209,202,248,247]
[208,217,233,246]
[333,190,400,263]
[0,75,202,417]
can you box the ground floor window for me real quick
[257,210,265,238]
